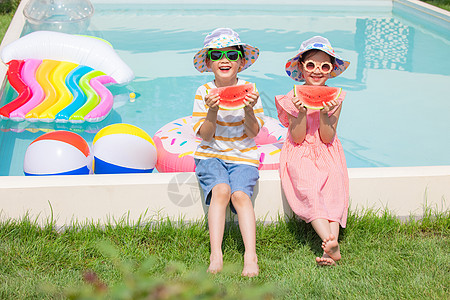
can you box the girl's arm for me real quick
[198,93,220,142]
[288,96,308,144]
[319,100,342,144]
[288,112,307,144]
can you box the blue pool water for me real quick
[0,1,449,175]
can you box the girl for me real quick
[275,36,350,266]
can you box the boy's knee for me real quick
[212,183,231,203]
[231,191,251,208]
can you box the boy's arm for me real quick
[243,91,263,138]
[192,86,220,142]
[244,107,260,138]
[192,87,207,137]
[198,101,219,142]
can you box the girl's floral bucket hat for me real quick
[285,36,350,82]
[193,28,259,73]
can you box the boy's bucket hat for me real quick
[193,28,259,73]
[285,36,350,82]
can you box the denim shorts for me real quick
[194,158,259,213]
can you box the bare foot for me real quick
[242,253,259,277]
[207,253,223,274]
[316,253,336,266]
[321,234,341,262]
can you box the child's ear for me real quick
[240,57,245,69]
[206,58,211,69]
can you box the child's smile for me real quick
[310,73,326,82]
[218,65,232,72]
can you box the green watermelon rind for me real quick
[207,83,255,111]
[293,85,342,110]
[219,102,246,110]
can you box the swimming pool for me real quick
[0,0,449,176]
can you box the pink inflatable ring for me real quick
[153,115,287,173]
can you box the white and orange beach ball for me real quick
[23,131,91,176]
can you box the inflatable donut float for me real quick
[153,115,287,172]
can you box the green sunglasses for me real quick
[207,50,243,61]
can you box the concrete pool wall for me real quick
[0,167,449,227]
[0,0,449,227]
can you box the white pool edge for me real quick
[394,0,450,19]
[0,167,449,227]
[0,0,449,226]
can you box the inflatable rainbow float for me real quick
[0,31,134,123]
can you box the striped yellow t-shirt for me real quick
[191,79,265,167]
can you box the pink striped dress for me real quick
[275,90,349,227]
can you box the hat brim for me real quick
[193,43,259,73]
[285,48,350,82]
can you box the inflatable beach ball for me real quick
[24,131,91,176]
[92,123,157,174]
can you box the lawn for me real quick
[423,0,450,10]
[0,0,18,41]
[0,209,448,299]
[0,14,13,43]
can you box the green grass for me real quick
[0,12,13,43]
[0,208,448,299]
[422,0,450,11]
[0,0,18,42]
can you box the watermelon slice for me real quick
[293,85,342,110]
[208,83,256,110]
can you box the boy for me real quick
[191,28,263,277]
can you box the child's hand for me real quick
[321,100,340,114]
[244,91,259,109]
[291,96,307,114]
[205,93,220,111]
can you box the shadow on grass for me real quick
[218,213,329,259]
[283,216,337,258]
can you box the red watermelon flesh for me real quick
[293,85,342,110]
[209,83,256,110]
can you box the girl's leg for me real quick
[321,221,341,261]
[311,219,341,265]
[231,191,259,277]
[311,218,332,240]
[207,183,231,274]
